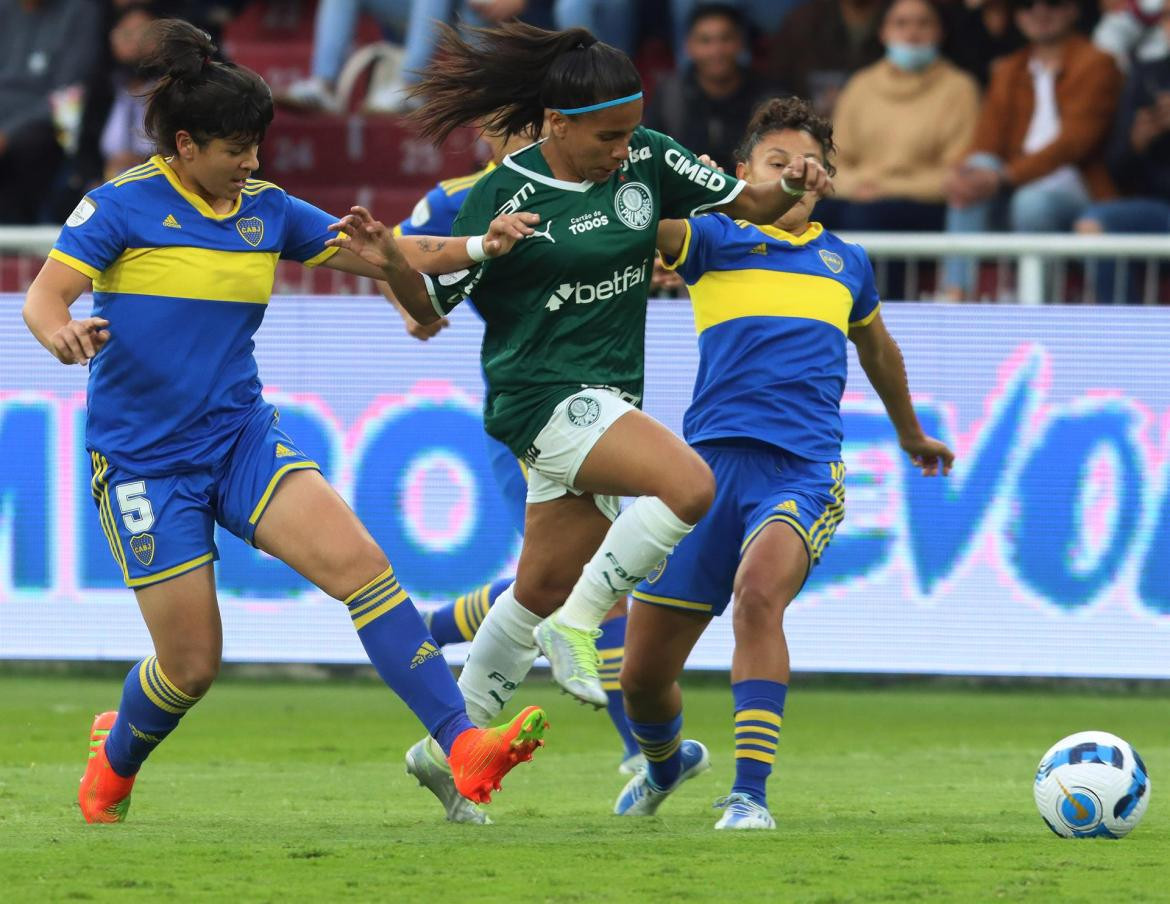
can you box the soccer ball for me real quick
[1034,731,1151,838]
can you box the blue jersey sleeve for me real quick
[394,184,461,237]
[49,188,127,279]
[847,243,881,327]
[661,213,725,285]
[281,193,339,266]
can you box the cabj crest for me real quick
[236,217,264,247]
[819,249,844,274]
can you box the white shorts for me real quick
[524,388,638,521]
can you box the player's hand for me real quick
[327,206,400,270]
[698,153,725,173]
[48,316,109,365]
[780,155,832,198]
[483,211,540,257]
[403,310,449,340]
[900,434,955,477]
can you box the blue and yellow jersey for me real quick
[391,161,496,239]
[665,213,880,462]
[50,155,339,473]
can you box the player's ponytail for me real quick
[142,18,274,154]
[409,21,642,144]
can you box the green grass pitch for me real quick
[1,672,1167,903]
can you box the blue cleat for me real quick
[613,740,709,816]
[713,792,776,830]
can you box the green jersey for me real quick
[425,126,744,456]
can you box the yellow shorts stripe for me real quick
[741,513,811,556]
[351,588,409,630]
[124,553,215,589]
[92,455,131,583]
[247,461,320,529]
[735,748,777,765]
[631,590,714,613]
[735,709,783,727]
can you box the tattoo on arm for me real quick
[416,238,448,253]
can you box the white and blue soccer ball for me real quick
[1034,731,1151,838]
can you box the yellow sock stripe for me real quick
[632,733,682,761]
[138,658,192,714]
[150,656,199,706]
[351,587,409,630]
[735,724,780,740]
[347,580,403,618]
[453,593,475,641]
[601,680,621,691]
[736,748,777,764]
[343,567,396,606]
[597,646,625,661]
[143,657,193,711]
[736,709,782,727]
[468,586,490,631]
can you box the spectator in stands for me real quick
[1076,0,1170,302]
[940,0,1122,299]
[821,0,980,233]
[644,4,785,168]
[669,0,804,52]
[100,4,161,181]
[1094,0,1168,72]
[0,0,102,223]
[940,0,1026,85]
[756,0,885,116]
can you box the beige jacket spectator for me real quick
[834,58,980,202]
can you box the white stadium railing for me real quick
[2,227,1168,304]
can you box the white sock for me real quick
[457,584,542,726]
[557,496,694,631]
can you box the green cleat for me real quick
[533,617,607,708]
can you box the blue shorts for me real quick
[633,441,845,617]
[89,404,319,588]
[485,431,528,536]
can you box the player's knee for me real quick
[662,453,715,525]
[731,583,788,635]
[160,651,220,699]
[512,573,569,617]
[327,542,392,602]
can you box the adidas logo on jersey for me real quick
[410,641,441,669]
[162,214,181,229]
[750,243,768,255]
[545,261,649,311]
[274,443,299,458]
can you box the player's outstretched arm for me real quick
[717,155,833,226]
[850,310,955,477]
[23,258,110,365]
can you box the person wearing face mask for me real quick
[820,0,980,242]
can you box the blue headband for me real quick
[554,92,643,115]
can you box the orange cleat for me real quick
[448,705,549,804]
[78,711,135,824]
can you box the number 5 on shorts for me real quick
[115,480,156,533]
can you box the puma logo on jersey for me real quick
[163,214,182,229]
[528,220,555,244]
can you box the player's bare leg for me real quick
[535,411,714,705]
[80,566,220,823]
[716,522,808,830]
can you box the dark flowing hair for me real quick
[409,21,642,145]
[142,18,274,154]
[735,96,837,176]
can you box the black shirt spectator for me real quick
[644,3,785,167]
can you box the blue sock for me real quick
[628,712,684,790]
[104,656,200,777]
[427,577,512,647]
[597,616,638,759]
[346,566,474,755]
[731,679,787,807]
